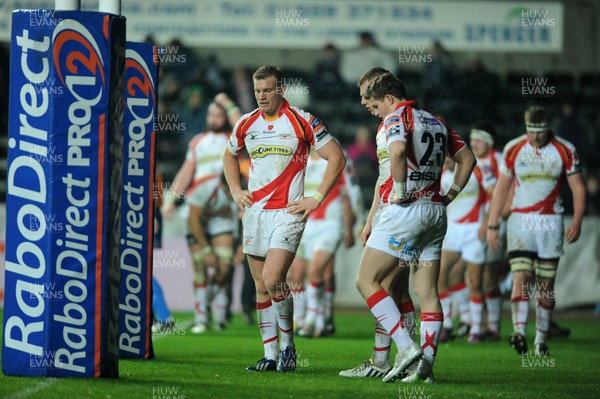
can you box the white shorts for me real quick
[367,204,446,261]
[206,216,236,237]
[297,219,343,260]
[242,208,306,257]
[371,204,388,228]
[485,219,507,263]
[507,213,564,259]
[442,221,486,264]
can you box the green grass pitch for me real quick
[0,310,598,399]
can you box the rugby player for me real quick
[292,148,356,338]
[162,95,241,333]
[223,65,346,372]
[340,68,417,379]
[357,73,476,383]
[487,106,585,356]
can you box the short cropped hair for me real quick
[524,105,550,125]
[357,67,391,87]
[364,73,407,101]
[252,65,283,84]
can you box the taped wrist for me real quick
[447,183,462,201]
[394,181,407,202]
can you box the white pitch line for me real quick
[6,317,194,398]
[6,378,58,399]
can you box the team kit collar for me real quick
[260,98,290,121]
[393,99,418,111]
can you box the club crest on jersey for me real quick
[268,124,274,131]
[388,234,419,257]
[249,145,293,159]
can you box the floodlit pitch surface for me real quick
[0,310,598,398]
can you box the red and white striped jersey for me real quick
[500,133,580,214]
[304,155,349,221]
[227,99,333,210]
[375,120,394,204]
[187,176,233,219]
[186,131,230,192]
[384,101,467,205]
[441,167,487,223]
[476,150,501,210]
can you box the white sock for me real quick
[511,296,529,335]
[367,290,413,351]
[257,300,278,360]
[372,320,391,367]
[273,290,294,350]
[469,295,484,336]
[534,300,553,345]
[485,289,502,333]
[194,282,207,324]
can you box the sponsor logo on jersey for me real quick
[249,145,293,158]
[518,172,555,182]
[377,149,389,161]
[409,170,440,181]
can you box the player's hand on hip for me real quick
[486,229,499,251]
[287,197,320,221]
[477,223,487,242]
[344,231,356,248]
[565,222,581,244]
[360,223,372,247]
[440,194,452,207]
[232,189,253,209]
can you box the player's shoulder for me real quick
[189,132,207,148]
[383,110,401,130]
[551,134,577,153]
[289,105,316,124]
[238,109,261,124]
[503,134,528,154]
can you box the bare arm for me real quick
[214,93,242,128]
[341,188,356,247]
[223,149,252,209]
[172,159,195,197]
[565,172,586,243]
[315,140,346,200]
[287,140,346,220]
[444,147,477,205]
[162,159,195,218]
[388,140,407,185]
[486,173,513,250]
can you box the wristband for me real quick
[312,192,324,202]
[487,225,500,231]
[447,183,462,201]
[393,181,407,202]
[226,103,240,116]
